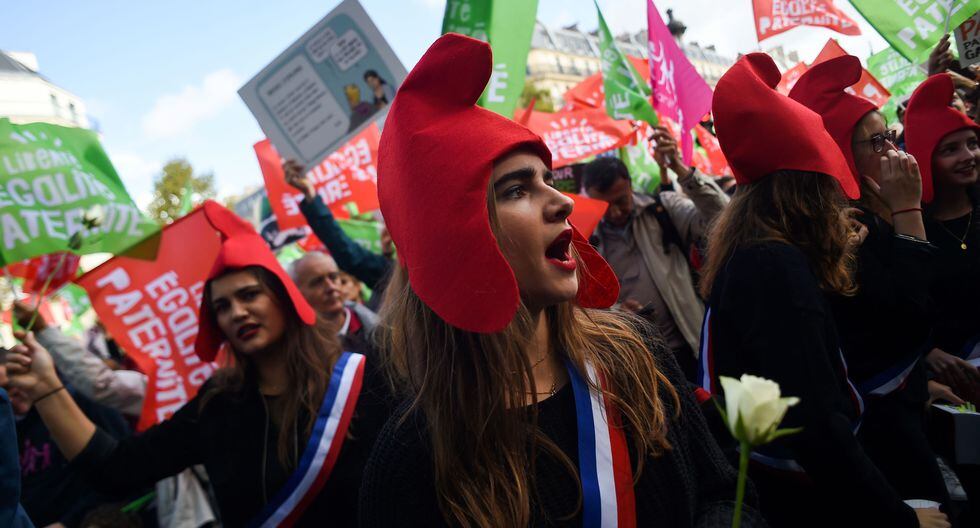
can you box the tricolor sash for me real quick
[856,345,926,397]
[566,360,636,528]
[248,351,366,528]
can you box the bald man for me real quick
[289,252,378,348]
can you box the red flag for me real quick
[76,206,222,430]
[5,252,81,293]
[255,123,382,230]
[813,39,891,108]
[561,57,649,111]
[694,125,731,176]
[516,107,635,167]
[566,193,609,238]
[776,62,809,95]
[753,0,861,42]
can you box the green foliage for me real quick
[148,157,215,224]
[519,83,556,113]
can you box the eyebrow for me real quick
[492,167,554,192]
[211,282,262,305]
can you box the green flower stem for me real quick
[24,251,69,332]
[733,440,750,528]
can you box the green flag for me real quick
[0,119,158,266]
[866,46,928,123]
[275,243,306,269]
[337,218,383,254]
[595,1,659,125]
[849,0,980,63]
[56,282,92,337]
[620,143,662,194]
[441,0,539,117]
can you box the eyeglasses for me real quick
[854,130,898,153]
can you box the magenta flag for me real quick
[647,0,714,164]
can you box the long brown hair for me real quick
[379,212,679,526]
[201,266,342,466]
[699,171,857,298]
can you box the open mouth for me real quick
[237,323,261,341]
[545,229,577,272]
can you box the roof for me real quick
[0,50,40,76]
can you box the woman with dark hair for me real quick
[699,53,948,528]
[789,55,951,509]
[906,73,980,403]
[358,33,763,528]
[3,201,392,527]
[363,70,394,109]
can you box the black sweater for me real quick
[71,356,394,528]
[358,331,767,527]
[703,241,916,528]
[924,201,980,357]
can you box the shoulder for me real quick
[717,242,824,311]
[361,405,433,497]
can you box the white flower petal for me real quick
[719,376,743,434]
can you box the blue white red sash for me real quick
[248,352,366,528]
[856,345,926,397]
[697,307,716,395]
[566,360,636,528]
[959,332,980,361]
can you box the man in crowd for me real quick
[585,126,729,381]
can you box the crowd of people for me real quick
[0,28,978,528]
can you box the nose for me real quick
[545,187,574,224]
[229,299,249,321]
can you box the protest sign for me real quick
[442,0,539,117]
[648,0,714,163]
[694,125,731,176]
[254,122,380,230]
[620,126,663,194]
[76,205,221,430]
[516,107,634,167]
[0,119,158,266]
[561,56,648,111]
[595,1,658,125]
[849,0,980,63]
[566,193,608,238]
[4,252,80,293]
[955,10,980,66]
[776,62,809,94]
[867,46,927,122]
[239,0,406,169]
[297,217,382,255]
[814,39,891,108]
[753,0,860,41]
[551,163,587,194]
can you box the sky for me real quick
[0,0,888,208]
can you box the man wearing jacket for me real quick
[585,126,729,381]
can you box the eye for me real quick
[503,185,527,199]
[213,301,229,314]
[969,138,979,150]
[241,288,260,301]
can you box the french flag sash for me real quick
[566,360,636,528]
[248,352,366,528]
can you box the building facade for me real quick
[0,50,90,129]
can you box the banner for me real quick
[442,0,539,117]
[955,10,980,66]
[595,1,659,125]
[754,0,861,41]
[813,39,891,108]
[566,193,609,238]
[694,125,731,176]
[648,0,714,163]
[866,46,927,122]
[620,128,663,194]
[776,62,809,94]
[0,119,158,266]
[516,107,634,167]
[76,206,221,430]
[255,123,380,230]
[238,0,407,168]
[4,252,81,293]
[848,0,980,63]
[561,56,649,111]
[297,217,382,255]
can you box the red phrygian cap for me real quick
[377,33,619,333]
[194,200,316,361]
[905,73,980,203]
[789,55,877,193]
[712,53,858,199]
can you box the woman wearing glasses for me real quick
[790,56,951,511]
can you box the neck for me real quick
[325,307,347,330]
[254,348,289,396]
[525,307,564,401]
[932,185,973,221]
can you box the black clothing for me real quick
[924,203,980,357]
[72,357,394,528]
[20,389,131,527]
[359,332,766,527]
[703,242,917,528]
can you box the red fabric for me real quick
[813,40,891,109]
[76,207,221,429]
[347,307,362,335]
[561,57,649,111]
[789,55,878,192]
[4,252,81,293]
[694,387,712,404]
[516,107,634,167]
[693,124,731,176]
[254,124,381,229]
[712,53,858,198]
[753,0,860,41]
[905,74,980,204]
[776,62,808,95]
[194,201,316,361]
[565,193,609,239]
[378,33,618,333]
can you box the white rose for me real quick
[83,204,105,228]
[719,374,800,446]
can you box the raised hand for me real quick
[283,159,315,200]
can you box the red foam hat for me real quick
[712,53,858,199]
[905,73,980,203]
[377,33,619,333]
[194,200,316,361]
[789,55,877,192]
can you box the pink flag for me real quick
[647,0,713,164]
